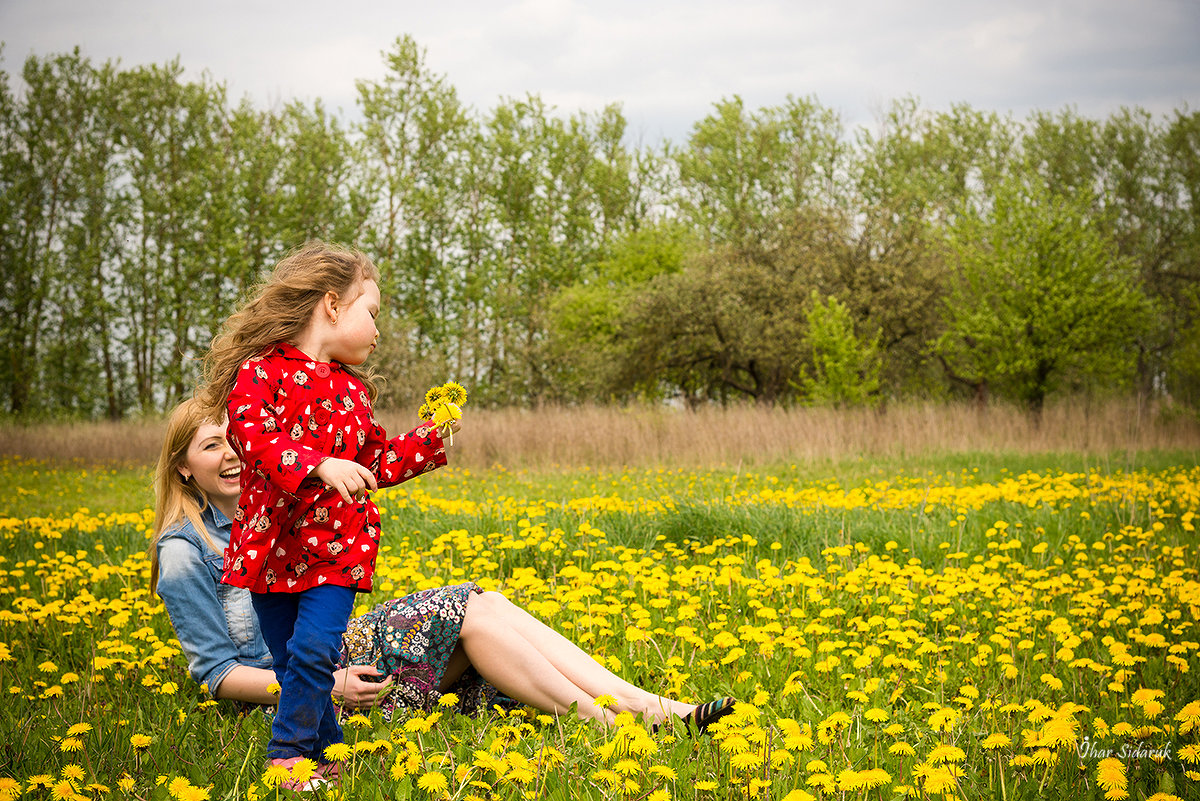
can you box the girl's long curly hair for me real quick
[199,241,382,413]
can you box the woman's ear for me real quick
[177,466,191,482]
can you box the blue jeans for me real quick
[252,585,356,762]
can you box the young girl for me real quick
[200,242,451,785]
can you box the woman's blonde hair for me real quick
[149,397,223,592]
[199,241,382,413]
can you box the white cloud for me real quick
[2,0,1197,142]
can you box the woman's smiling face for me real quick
[180,417,241,511]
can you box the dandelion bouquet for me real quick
[419,381,467,443]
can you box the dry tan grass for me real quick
[1,398,1197,470]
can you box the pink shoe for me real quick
[267,756,331,792]
[314,761,340,783]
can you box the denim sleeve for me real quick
[156,534,242,697]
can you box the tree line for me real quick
[2,36,1198,419]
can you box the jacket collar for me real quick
[272,342,317,363]
[202,502,233,531]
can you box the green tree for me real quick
[938,176,1149,414]
[850,100,1018,395]
[799,291,881,407]
[356,35,474,402]
[545,221,692,401]
[674,95,845,254]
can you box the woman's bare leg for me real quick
[446,596,613,724]
[454,591,695,724]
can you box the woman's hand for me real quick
[314,458,378,503]
[331,665,394,709]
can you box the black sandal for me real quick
[688,697,738,734]
[654,697,738,736]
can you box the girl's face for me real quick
[179,418,241,510]
[328,277,380,366]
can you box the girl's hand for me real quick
[314,458,378,503]
[331,665,394,709]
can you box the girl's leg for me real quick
[251,592,300,759]
[453,591,694,724]
[253,586,356,760]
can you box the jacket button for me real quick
[314,407,331,425]
[314,364,331,379]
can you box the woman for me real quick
[151,397,734,729]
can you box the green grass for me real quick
[0,455,1197,800]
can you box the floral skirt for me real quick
[339,582,499,720]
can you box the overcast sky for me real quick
[2,0,1198,144]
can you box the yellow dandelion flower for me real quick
[613,759,641,775]
[730,752,763,771]
[60,766,85,782]
[59,737,83,752]
[928,707,958,733]
[50,780,77,801]
[982,733,1012,750]
[261,765,290,788]
[1040,674,1063,691]
[178,787,210,801]
[66,723,93,737]
[130,734,152,749]
[928,744,966,763]
[694,781,718,791]
[324,742,352,762]
[266,682,281,695]
[781,791,816,801]
[438,692,460,707]
[1174,701,1200,733]
[593,694,618,709]
[168,776,192,798]
[920,765,960,795]
[806,773,837,792]
[648,765,677,780]
[836,769,866,791]
[442,382,467,405]
[864,707,890,722]
[417,771,448,794]
[1096,758,1126,792]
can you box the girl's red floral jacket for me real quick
[221,343,446,594]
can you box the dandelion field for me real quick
[1,455,1198,801]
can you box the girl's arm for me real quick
[226,359,327,499]
[367,422,449,489]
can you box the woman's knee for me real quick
[462,590,508,633]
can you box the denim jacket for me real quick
[156,504,272,696]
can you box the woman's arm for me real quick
[215,663,395,708]
[213,664,281,705]
[156,534,252,697]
